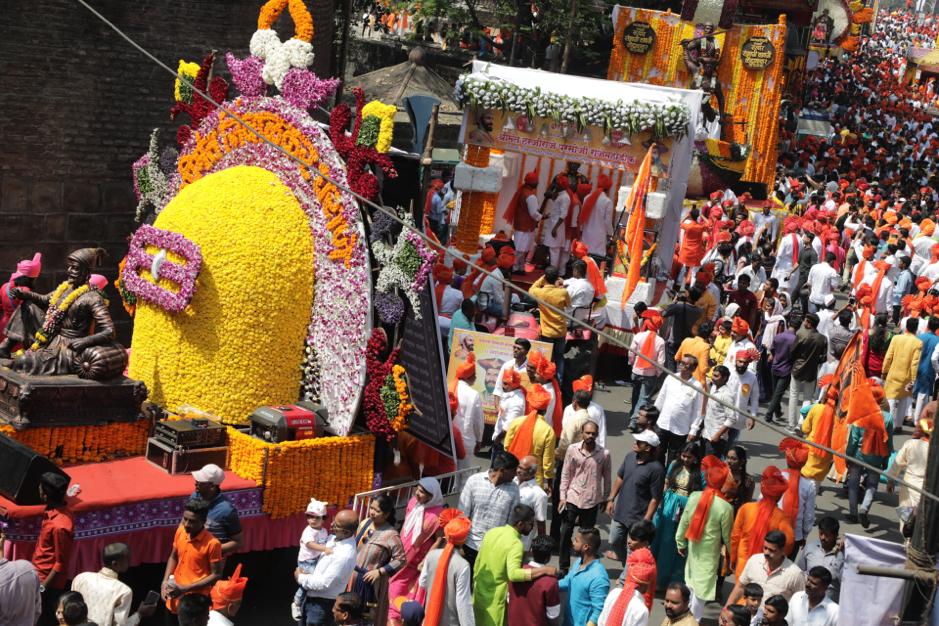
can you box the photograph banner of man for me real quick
[447,329,552,425]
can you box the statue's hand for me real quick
[69,338,89,352]
[9,288,28,301]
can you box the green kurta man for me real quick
[675,456,734,620]
[472,505,556,626]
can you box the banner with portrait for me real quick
[447,329,553,425]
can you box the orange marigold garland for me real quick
[0,420,151,465]
[227,427,375,518]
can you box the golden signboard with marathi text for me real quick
[623,21,656,54]
[740,36,776,70]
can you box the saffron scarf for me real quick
[424,517,471,626]
[747,466,787,558]
[606,547,657,626]
[506,410,540,460]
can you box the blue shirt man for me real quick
[192,463,243,556]
[558,529,608,626]
[448,300,477,351]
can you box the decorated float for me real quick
[0,0,455,575]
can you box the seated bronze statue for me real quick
[2,247,127,380]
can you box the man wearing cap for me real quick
[787,314,828,436]
[192,464,244,557]
[504,384,556,488]
[725,349,759,447]
[419,515,474,626]
[606,429,665,565]
[71,542,156,626]
[579,175,614,256]
[503,171,543,273]
[208,564,248,626]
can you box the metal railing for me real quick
[352,466,480,521]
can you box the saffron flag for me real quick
[811,331,862,461]
[620,146,654,308]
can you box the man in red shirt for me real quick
[31,472,73,626]
[507,535,561,626]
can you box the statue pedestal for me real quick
[0,366,148,430]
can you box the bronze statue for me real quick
[691,58,725,141]
[3,247,127,380]
[681,23,721,76]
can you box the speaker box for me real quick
[0,434,69,505]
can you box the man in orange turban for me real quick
[729,466,794,578]
[433,264,454,310]
[571,240,607,298]
[579,174,614,255]
[503,171,543,272]
[453,353,483,466]
[778,438,815,548]
[420,516,473,626]
[599,547,656,625]
[845,378,893,529]
[504,384,556,487]
[210,564,248,622]
[628,309,665,426]
[493,367,526,453]
[676,455,733,620]
[461,245,497,299]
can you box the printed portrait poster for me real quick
[447,329,553,425]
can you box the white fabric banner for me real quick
[840,533,939,626]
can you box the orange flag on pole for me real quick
[620,146,655,308]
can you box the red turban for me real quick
[709,206,724,220]
[526,383,552,412]
[736,220,756,237]
[710,190,723,201]
[731,318,750,336]
[607,547,656,624]
[735,348,760,363]
[715,231,732,244]
[576,183,592,200]
[433,264,453,283]
[571,240,589,258]
[481,246,497,265]
[597,174,612,191]
[572,375,593,393]
[502,368,521,390]
[453,257,469,272]
[685,456,729,543]
[211,564,248,610]
[524,171,539,186]
[779,437,809,469]
[556,174,570,189]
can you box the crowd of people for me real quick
[6,6,939,626]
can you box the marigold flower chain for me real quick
[0,420,150,465]
[30,283,91,351]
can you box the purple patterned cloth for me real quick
[3,488,262,542]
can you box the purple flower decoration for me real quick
[375,292,405,325]
[281,68,340,111]
[226,53,266,97]
[122,224,203,313]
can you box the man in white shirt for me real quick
[654,354,704,467]
[815,295,837,340]
[859,262,894,314]
[453,354,484,461]
[806,252,841,313]
[691,365,736,458]
[493,369,526,451]
[786,567,839,626]
[563,378,607,448]
[71,543,155,626]
[492,338,531,409]
[773,221,802,296]
[564,260,595,311]
[726,530,806,607]
[542,183,570,270]
[725,351,759,448]
[754,206,779,243]
[579,174,614,255]
[515,455,549,550]
[295,510,359,626]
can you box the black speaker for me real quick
[0,434,69,505]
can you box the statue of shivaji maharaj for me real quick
[2,247,127,380]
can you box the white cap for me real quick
[306,498,328,516]
[192,463,225,485]
[633,429,661,447]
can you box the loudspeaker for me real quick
[0,434,69,505]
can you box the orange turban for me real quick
[607,547,656,622]
[917,276,932,293]
[571,240,589,258]
[537,359,557,382]
[884,212,898,225]
[433,264,453,283]
[456,353,476,380]
[598,174,612,191]
[779,437,809,468]
[443,516,471,545]
[438,508,465,527]
[735,348,760,363]
[715,231,732,244]
[572,375,593,393]
[528,349,545,370]
[731,318,750,336]
[642,309,664,333]
[497,249,516,269]
[922,219,936,236]
[576,183,592,200]
[746,466,789,559]
[526,383,552,412]
[760,465,789,500]
[502,368,521,390]
[211,564,248,610]
[481,246,497,266]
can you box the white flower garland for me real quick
[454,74,691,138]
[250,29,315,89]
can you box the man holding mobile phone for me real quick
[71,542,156,626]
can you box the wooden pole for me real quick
[419,104,441,232]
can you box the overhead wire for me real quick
[72,0,939,505]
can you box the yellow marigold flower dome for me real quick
[128,165,315,423]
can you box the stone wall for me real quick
[0,0,335,341]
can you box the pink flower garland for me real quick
[121,224,203,313]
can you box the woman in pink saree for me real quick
[386,477,444,625]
